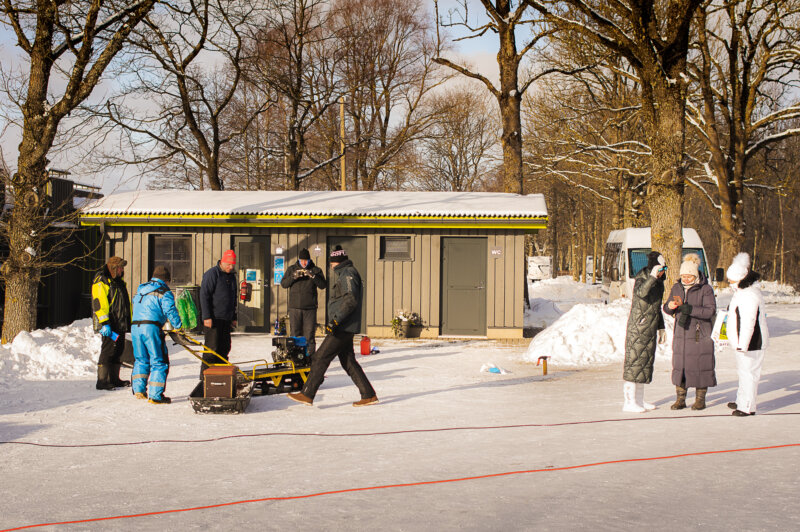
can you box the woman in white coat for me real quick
[725,253,769,417]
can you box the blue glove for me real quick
[100,324,112,337]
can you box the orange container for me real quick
[360,336,371,356]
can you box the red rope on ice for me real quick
[2,411,799,448]
[2,442,799,531]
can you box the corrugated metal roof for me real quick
[82,190,548,218]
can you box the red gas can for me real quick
[360,336,371,356]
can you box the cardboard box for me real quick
[204,365,237,398]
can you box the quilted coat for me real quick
[623,268,665,383]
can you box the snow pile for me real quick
[0,319,99,385]
[525,298,564,328]
[524,298,672,367]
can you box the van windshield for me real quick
[628,248,709,278]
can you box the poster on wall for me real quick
[273,256,285,284]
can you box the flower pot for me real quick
[397,320,410,338]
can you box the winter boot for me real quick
[95,365,115,390]
[635,383,656,410]
[353,396,379,407]
[109,364,131,388]
[727,402,737,410]
[287,392,313,406]
[732,409,755,417]
[148,396,171,405]
[622,382,646,413]
[691,388,707,410]
[133,391,147,400]
[670,386,687,410]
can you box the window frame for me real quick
[149,234,193,285]
[379,235,413,261]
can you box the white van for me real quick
[603,227,710,300]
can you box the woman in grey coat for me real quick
[662,254,716,410]
[622,251,667,413]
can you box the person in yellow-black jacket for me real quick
[92,256,132,390]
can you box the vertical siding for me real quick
[100,224,527,335]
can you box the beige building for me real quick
[81,190,547,339]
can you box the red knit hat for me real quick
[222,249,237,264]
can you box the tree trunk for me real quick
[496,15,523,194]
[642,80,687,289]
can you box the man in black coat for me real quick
[199,249,238,377]
[287,245,377,407]
[91,256,132,390]
[280,248,326,355]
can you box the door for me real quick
[326,236,367,334]
[441,237,487,336]
[233,235,269,332]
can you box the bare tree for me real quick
[414,87,497,191]
[98,0,269,191]
[0,0,156,342]
[433,0,557,194]
[249,0,341,191]
[686,0,800,272]
[527,0,703,279]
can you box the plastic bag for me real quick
[176,290,198,330]
[711,310,729,348]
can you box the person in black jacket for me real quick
[199,249,238,378]
[280,248,326,355]
[288,245,377,407]
[91,256,132,390]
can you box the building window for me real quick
[151,235,192,285]
[380,235,411,260]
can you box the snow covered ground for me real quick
[1,280,799,530]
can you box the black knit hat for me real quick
[646,251,663,270]
[152,265,171,282]
[298,248,311,260]
[330,245,348,263]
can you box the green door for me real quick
[233,235,269,332]
[441,237,487,336]
[326,236,367,334]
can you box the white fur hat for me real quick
[726,252,751,282]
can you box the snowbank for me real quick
[525,276,605,327]
[524,298,672,367]
[0,318,99,385]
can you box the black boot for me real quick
[671,386,687,410]
[727,402,737,410]
[691,388,707,410]
[95,365,114,390]
[109,363,131,388]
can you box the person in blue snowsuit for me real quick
[131,265,182,404]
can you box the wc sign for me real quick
[490,246,503,258]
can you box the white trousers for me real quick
[735,349,765,414]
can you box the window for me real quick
[380,235,411,260]
[151,235,192,285]
[628,247,709,278]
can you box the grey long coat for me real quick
[623,269,665,384]
[662,277,717,388]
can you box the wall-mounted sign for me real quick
[490,246,503,258]
[245,269,257,282]
[313,245,322,255]
[273,256,285,284]
[275,246,284,255]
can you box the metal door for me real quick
[233,235,269,332]
[326,236,367,334]
[441,237,487,336]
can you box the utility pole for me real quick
[340,96,346,191]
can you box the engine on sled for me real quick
[251,336,312,396]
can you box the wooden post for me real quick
[340,96,346,191]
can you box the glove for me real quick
[657,329,666,345]
[650,254,666,277]
[100,324,112,337]
[325,319,339,334]
[679,303,693,315]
